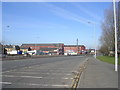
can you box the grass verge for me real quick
[97,56,120,65]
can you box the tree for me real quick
[3,48,7,55]
[15,46,20,50]
[28,47,31,51]
[99,7,115,55]
[100,4,119,56]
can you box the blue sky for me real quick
[2,2,112,49]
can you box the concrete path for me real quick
[78,57,118,88]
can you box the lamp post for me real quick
[113,0,118,71]
[88,21,96,58]
[3,25,10,55]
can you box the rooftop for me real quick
[64,45,85,47]
[21,43,64,47]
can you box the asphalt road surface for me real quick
[2,55,89,88]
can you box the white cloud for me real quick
[72,3,102,22]
[42,2,94,25]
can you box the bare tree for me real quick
[100,7,115,55]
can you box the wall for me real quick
[64,46,86,53]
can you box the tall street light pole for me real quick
[88,22,96,58]
[113,0,118,71]
[3,25,10,55]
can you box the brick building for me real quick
[64,45,86,54]
[21,43,64,55]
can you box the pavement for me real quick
[2,55,88,88]
[2,55,66,61]
[78,57,118,88]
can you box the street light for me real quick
[113,0,118,71]
[88,21,96,58]
[2,25,10,55]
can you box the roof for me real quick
[20,47,29,49]
[4,45,13,48]
[64,45,85,47]
[21,43,64,47]
[40,48,58,51]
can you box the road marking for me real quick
[0,82,12,85]
[66,74,71,75]
[51,84,69,87]
[2,69,17,73]
[3,71,72,76]
[2,75,43,79]
[3,71,43,75]
[26,83,69,87]
[62,78,69,79]
[62,77,73,80]
[77,69,84,88]
[2,74,73,80]
[1,82,69,87]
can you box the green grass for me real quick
[97,56,120,65]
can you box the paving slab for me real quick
[78,57,118,88]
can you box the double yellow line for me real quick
[70,59,88,89]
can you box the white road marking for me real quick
[62,77,73,80]
[2,69,17,73]
[1,82,69,87]
[51,84,69,87]
[2,75,43,79]
[22,83,69,87]
[66,74,71,75]
[62,78,69,79]
[2,74,73,80]
[3,71,72,76]
[0,82,12,85]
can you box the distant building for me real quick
[88,49,95,54]
[64,45,86,54]
[21,43,64,55]
[2,45,20,55]
[4,45,20,51]
[20,47,30,54]
[4,45,13,52]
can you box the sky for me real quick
[2,2,112,49]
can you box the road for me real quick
[2,55,89,88]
